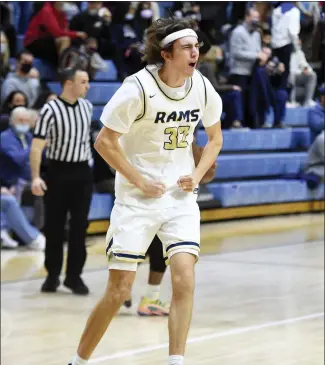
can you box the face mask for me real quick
[140,9,153,19]
[88,9,99,16]
[251,20,260,29]
[20,63,32,74]
[125,13,134,21]
[14,124,30,134]
[0,43,8,54]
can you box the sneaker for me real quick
[137,297,170,316]
[64,276,89,295]
[1,230,18,249]
[41,276,60,293]
[28,233,45,251]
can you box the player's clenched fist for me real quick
[177,175,198,192]
[139,179,166,198]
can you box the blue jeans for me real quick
[0,194,40,245]
[273,89,288,125]
[220,90,244,128]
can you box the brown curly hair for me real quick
[142,18,197,65]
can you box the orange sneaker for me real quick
[137,296,170,316]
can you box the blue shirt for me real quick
[0,127,32,187]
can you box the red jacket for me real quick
[24,2,78,46]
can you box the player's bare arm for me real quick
[192,140,217,184]
[94,126,166,198]
[178,122,222,192]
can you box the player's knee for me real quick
[105,271,135,304]
[172,269,195,298]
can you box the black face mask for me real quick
[251,20,260,29]
[20,63,32,74]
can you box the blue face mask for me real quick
[14,124,30,134]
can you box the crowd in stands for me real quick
[0,1,324,250]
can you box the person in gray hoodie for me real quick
[228,7,268,127]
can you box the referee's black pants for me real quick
[44,160,93,279]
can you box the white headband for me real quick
[160,29,198,48]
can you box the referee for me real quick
[30,68,93,295]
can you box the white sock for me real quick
[72,354,88,365]
[146,284,160,300]
[168,355,184,364]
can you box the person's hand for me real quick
[277,62,285,73]
[138,179,166,198]
[303,67,310,75]
[31,177,47,196]
[29,68,40,78]
[232,85,241,91]
[76,32,87,39]
[177,175,199,192]
[258,51,268,64]
[1,187,11,195]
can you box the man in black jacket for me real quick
[69,2,127,81]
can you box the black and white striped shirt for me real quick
[34,97,93,162]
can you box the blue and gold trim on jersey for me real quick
[145,66,193,101]
[106,240,146,263]
[164,241,200,264]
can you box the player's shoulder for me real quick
[119,68,149,98]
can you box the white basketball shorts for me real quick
[105,202,201,271]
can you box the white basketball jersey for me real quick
[115,65,208,210]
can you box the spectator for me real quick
[308,85,325,141]
[85,37,108,79]
[1,90,28,114]
[24,2,87,67]
[135,2,154,40]
[0,107,32,189]
[198,38,244,129]
[303,130,324,190]
[1,50,40,107]
[229,7,267,127]
[70,2,127,81]
[1,186,45,250]
[289,38,317,107]
[32,91,57,110]
[0,31,10,79]
[271,2,300,88]
[297,1,321,61]
[0,2,17,57]
[0,90,28,132]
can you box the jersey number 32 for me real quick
[164,126,190,150]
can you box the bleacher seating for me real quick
[265,107,310,127]
[197,129,311,151]
[207,180,324,207]
[48,82,121,105]
[88,193,114,220]
[94,60,117,81]
[216,152,307,179]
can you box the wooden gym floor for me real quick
[1,213,324,365]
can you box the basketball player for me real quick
[69,17,223,365]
